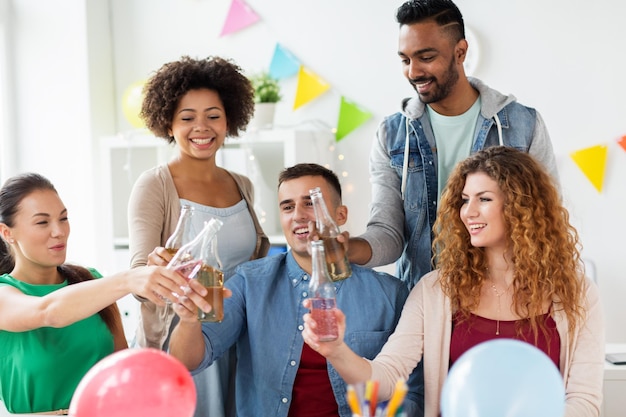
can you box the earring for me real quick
[8,239,14,244]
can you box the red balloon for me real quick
[68,348,196,417]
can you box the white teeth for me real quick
[191,138,212,145]
[294,227,309,235]
[470,224,486,230]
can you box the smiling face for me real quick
[460,172,508,254]
[278,175,346,268]
[2,189,70,270]
[169,88,228,162]
[398,20,465,108]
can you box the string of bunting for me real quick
[218,0,626,190]
[219,0,373,142]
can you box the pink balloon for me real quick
[68,348,196,417]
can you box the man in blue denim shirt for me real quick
[169,163,416,417]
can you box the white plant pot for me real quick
[248,102,276,130]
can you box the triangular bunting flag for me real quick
[269,44,300,80]
[618,135,626,153]
[335,96,373,142]
[570,144,608,193]
[293,66,330,110]
[219,0,260,37]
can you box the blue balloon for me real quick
[441,339,565,417]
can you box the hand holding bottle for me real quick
[309,187,352,281]
[126,265,191,306]
[307,220,351,258]
[301,297,346,356]
[173,281,232,324]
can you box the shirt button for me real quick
[298,324,304,331]
[429,160,433,165]
[292,279,297,284]
[282,398,288,404]
[433,201,436,205]
[290,360,296,366]
[303,275,308,281]
[302,292,308,298]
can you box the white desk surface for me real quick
[605,343,626,377]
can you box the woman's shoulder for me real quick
[225,169,252,188]
[136,164,172,184]
[411,269,444,296]
[130,164,175,201]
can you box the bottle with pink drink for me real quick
[166,218,223,286]
[309,240,338,341]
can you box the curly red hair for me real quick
[434,146,586,339]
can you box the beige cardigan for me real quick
[127,164,269,349]
[369,270,605,417]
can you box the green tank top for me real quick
[0,272,115,413]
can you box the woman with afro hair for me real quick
[128,56,269,417]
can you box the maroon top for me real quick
[288,343,339,417]
[450,311,560,368]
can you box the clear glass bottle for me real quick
[165,204,193,256]
[167,218,223,281]
[196,233,225,322]
[309,187,352,281]
[308,240,338,341]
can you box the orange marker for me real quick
[369,380,379,417]
[385,379,407,417]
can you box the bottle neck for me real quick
[310,243,331,286]
[311,194,339,235]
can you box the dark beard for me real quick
[411,57,460,104]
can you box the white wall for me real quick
[6,0,626,342]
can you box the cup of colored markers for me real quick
[346,379,408,417]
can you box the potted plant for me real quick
[248,72,282,129]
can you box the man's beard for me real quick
[411,57,459,104]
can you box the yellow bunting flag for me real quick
[618,135,626,153]
[570,144,608,193]
[293,66,330,110]
[335,96,372,141]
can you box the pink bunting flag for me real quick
[219,0,260,37]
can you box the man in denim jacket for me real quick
[169,164,419,417]
[346,3,558,412]
[348,0,558,290]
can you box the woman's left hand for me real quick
[173,280,232,323]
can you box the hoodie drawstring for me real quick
[494,113,504,146]
[401,117,410,201]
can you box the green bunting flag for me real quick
[335,96,372,141]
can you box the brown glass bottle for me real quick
[309,187,352,281]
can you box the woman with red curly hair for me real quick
[303,146,604,417]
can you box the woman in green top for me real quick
[0,173,189,414]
